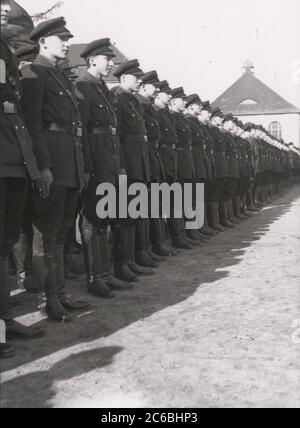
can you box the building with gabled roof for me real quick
[213,60,300,147]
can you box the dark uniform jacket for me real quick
[76,71,122,186]
[208,124,229,179]
[221,130,240,179]
[237,136,250,178]
[171,111,195,182]
[21,55,86,188]
[113,86,150,183]
[135,94,165,183]
[185,114,208,180]
[248,137,259,175]
[155,106,178,182]
[0,40,39,180]
[197,122,215,180]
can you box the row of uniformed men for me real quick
[1,10,299,358]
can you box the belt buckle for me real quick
[3,101,16,114]
[110,126,117,136]
[172,144,176,150]
[77,127,83,137]
[144,136,148,143]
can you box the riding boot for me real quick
[55,245,90,310]
[0,257,11,323]
[169,218,193,249]
[247,189,260,212]
[151,218,171,257]
[81,218,115,298]
[13,234,37,293]
[241,195,253,217]
[127,224,154,276]
[43,252,74,322]
[98,230,133,291]
[228,198,241,224]
[159,218,178,256]
[112,225,140,283]
[135,220,159,268]
[233,196,245,220]
[213,202,226,232]
[200,206,217,236]
[219,200,235,228]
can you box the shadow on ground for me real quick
[1,186,299,408]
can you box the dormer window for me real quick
[239,99,259,106]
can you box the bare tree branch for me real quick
[31,1,64,22]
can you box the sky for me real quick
[20,0,300,107]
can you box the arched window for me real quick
[239,99,259,106]
[269,121,282,140]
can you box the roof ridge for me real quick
[213,71,300,114]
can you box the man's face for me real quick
[155,92,171,106]
[0,0,11,27]
[191,104,202,115]
[171,97,186,112]
[224,119,233,130]
[199,109,211,122]
[122,74,141,92]
[91,54,114,77]
[41,35,71,59]
[211,116,222,126]
[143,83,156,98]
[242,131,250,139]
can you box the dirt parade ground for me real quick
[1,186,300,408]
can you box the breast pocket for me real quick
[47,84,71,117]
[90,101,108,123]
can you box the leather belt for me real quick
[124,135,148,143]
[161,144,176,150]
[47,123,83,137]
[177,147,193,152]
[1,101,18,114]
[149,140,160,150]
[91,126,117,136]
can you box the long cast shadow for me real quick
[1,186,299,406]
[1,346,123,408]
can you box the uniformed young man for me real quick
[11,43,39,295]
[135,71,173,258]
[185,94,212,241]
[113,60,156,277]
[75,38,133,296]
[154,82,191,250]
[208,108,230,232]
[21,17,90,322]
[221,113,241,227]
[196,101,218,236]
[0,0,45,359]
[169,87,201,248]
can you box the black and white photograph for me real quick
[0,0,300,410]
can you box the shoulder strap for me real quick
[43,67,80,117]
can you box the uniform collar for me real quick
[135,93,151,105]
[34,54,57,69]
[83,70,105,85]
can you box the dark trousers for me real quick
[0,178,28,257]
[32,185,79,255]
[0,178,28,321]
